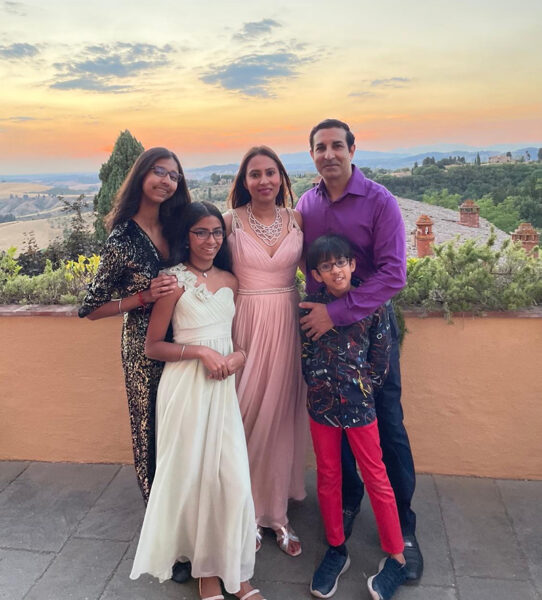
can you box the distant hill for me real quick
[1,144,539,184]
[184,147,541,179]
[0,173,99,185]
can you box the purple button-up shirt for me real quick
[297,165,406,326]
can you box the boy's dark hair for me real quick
[307,234,354,271]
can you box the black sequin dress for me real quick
[79,219,165,503]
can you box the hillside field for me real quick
[0,182,49,195]
[0,213,94,255]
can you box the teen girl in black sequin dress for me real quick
[79,147,191,503]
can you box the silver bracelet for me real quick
[118,298,123,314]
[179,344,186,361]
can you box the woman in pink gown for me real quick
[223,146,308,557]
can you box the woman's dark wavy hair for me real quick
[167,201,232,273]
[105,147,191,247]
[227,145,294,208]
[306,234,354,271]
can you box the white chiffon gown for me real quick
[130,264,256,593]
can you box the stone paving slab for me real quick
[436,475,525,579]
[397,585,458,599]
[1,462,542,600]
[76,466,144,542]
[0,548,54,600]
[25,538,128,600]
[102,557,193,600]
[0,462,28,493]
[405,474,454,587]
[0,463,117,552]
[456,576,539,600]
[497,479,542,592]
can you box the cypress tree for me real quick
[94,130,144,242]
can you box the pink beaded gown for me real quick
[229,208,308,530]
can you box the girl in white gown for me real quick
[130,202,265,600]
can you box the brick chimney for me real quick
[459,199,480,228]
[511,223,539,256]
[416,214,435,257]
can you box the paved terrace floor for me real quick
[0,462,541,600]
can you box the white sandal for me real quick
[239,589,265,600]
[275,524,302,557]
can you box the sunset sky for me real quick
[1,0,541,174]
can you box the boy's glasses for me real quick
[189,228,225,241]
[150,165,182,183]
[317,257,350,272]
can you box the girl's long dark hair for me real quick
[227,145,294,208]
[167,201,232,273]
[105,147,191,247]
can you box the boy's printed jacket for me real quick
[300,283,391,429]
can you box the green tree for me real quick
[477,194,521,233]
[475,152,481,166]
[61,194,98,260]
[422,189,462,210]
[291,175,315,200]
[538,148,542,162]
[17,232,46,276]
[94,130,144,242]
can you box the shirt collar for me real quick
[316,165,367,202]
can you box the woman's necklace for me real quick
[246,203,283,247]
[187,262,213,278]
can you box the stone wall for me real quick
[1,306,541,479]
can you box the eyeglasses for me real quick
[189,228,225,241]
[317,257,350,272]
[150,165,182,183]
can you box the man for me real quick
[297,119,423,593]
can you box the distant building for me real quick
[488,154,513,164]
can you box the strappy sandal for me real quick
[275,524,302,557]
[256,525,263,552]
[238,589,266,600]
[199,578,224,600]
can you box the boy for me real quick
[301,234,406,600]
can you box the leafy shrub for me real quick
[0,255,99,305]
[0,247,22,285]
[395,232,542,319]
[1,239,540,319]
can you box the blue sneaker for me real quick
[310,547,351,598]
[367,557,407,600]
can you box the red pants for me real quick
[310,418,404,554]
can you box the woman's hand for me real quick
[225,351,246,376]
[142,274,178,304]
[198,347,230,380]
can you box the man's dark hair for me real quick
[309,119,355,151]
[307,234,354,271]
